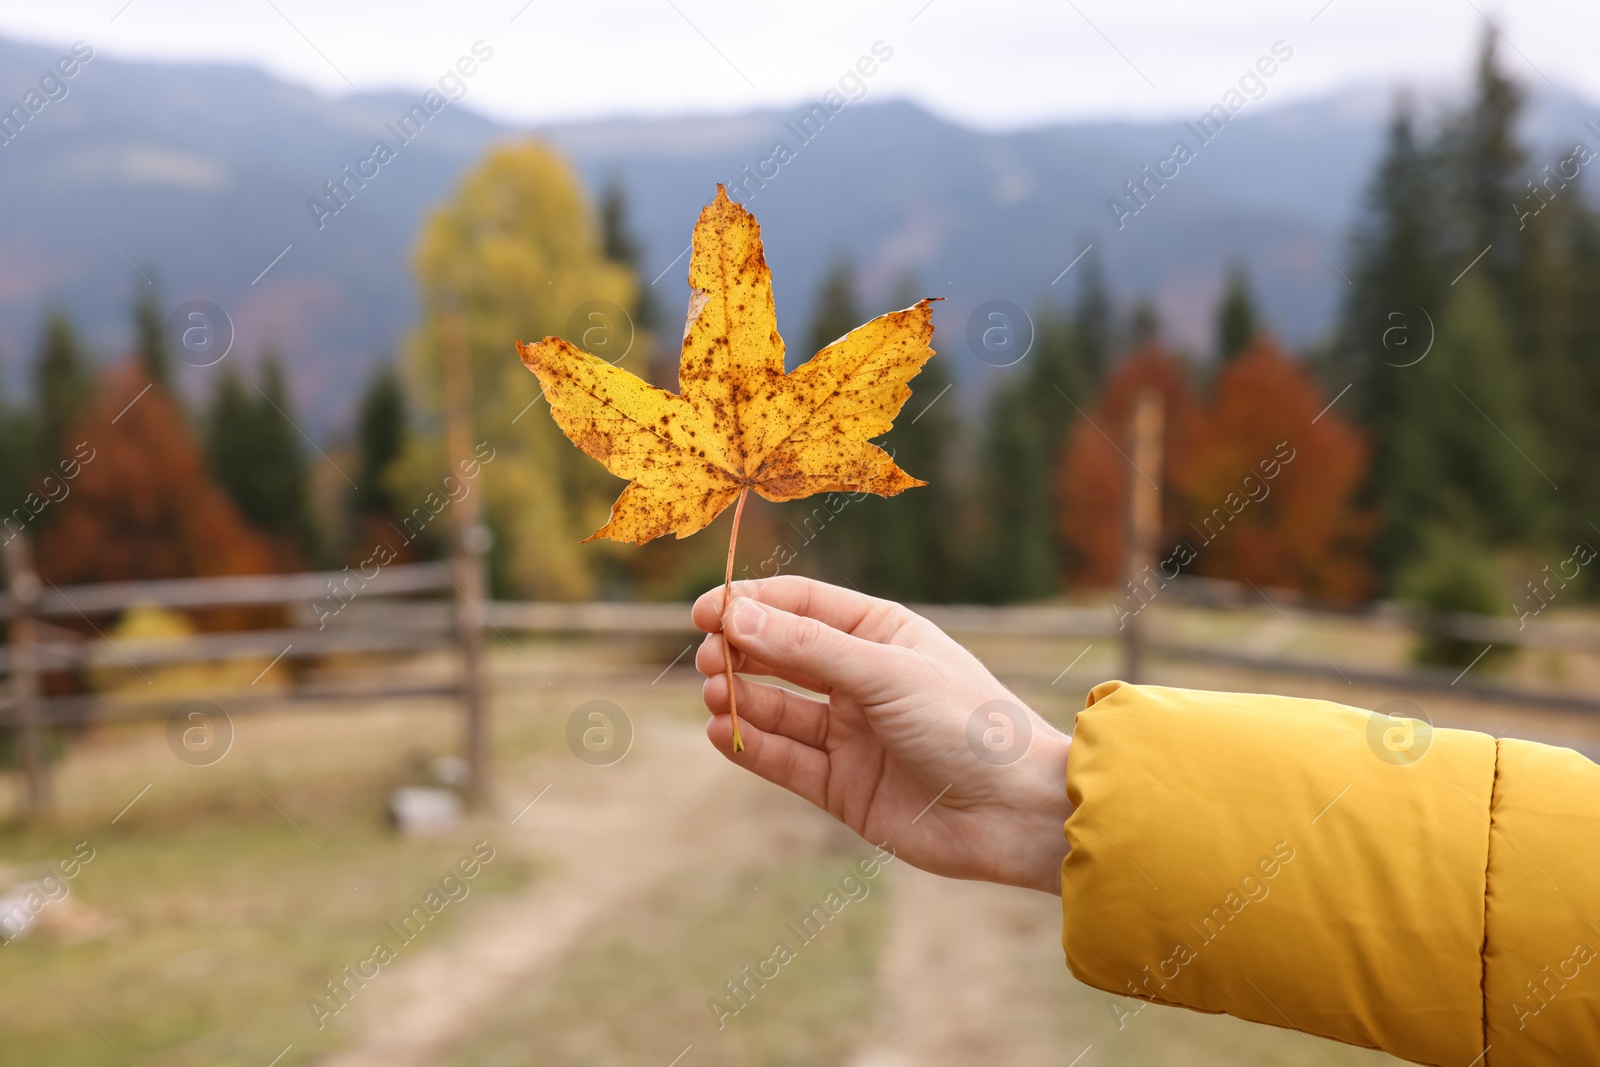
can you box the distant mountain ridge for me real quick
[0,34,1592,427]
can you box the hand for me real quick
[693,575,1074,895]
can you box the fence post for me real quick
[1121,390,1164,683]
[4,533,49,817]
[442,306,491,808]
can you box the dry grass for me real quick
[0,660,549,1067]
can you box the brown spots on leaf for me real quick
[517,187,933,546]
[574,430,612,462]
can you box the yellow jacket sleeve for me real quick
[1061,681,1600,1067]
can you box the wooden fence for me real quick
[4,547,1600,820]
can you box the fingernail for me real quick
[728,597,767,636]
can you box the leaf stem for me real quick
[722,486,751,752]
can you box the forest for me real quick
[2,34,1592,642]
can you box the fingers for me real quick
[705,708,828,809]
[702,672,829,749]
[694,632,832,694]
[691,575,931,648]
[720,595,922,700]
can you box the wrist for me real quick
[1002,724,1075,895]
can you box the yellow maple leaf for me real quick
[516,185,935,544]
[516,184,938,750]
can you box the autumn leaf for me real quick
[516,184,935,545]
[516,184,938,750]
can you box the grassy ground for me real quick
[5,619,1599,1066]
[0,673,542,1067]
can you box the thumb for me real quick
[723,596,905,697]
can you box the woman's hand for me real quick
[693,575,1073,895]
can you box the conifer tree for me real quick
[1337,99,1446,581]
[599,180,661,333]
[813,270,962,602]
[806,258,862,359]
[0,359,38,519]
[1072,242,1112,391]
[1338,36,1563,586]
[1214,263,1257,362]
[206,355,316,559]
[352,361,407,517]
[1552,198,1600,584]
[1443,28,1525,294]
[1409,277,1549,547]
[1126,301,1160,349]
[967,305,1094,601]
[968,383,1056,601]
[132,280,170,389]
[35,310,94,462]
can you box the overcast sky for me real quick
[0,1,1591,128]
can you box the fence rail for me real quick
[5,555,1600,818]
[0,560,454,620]
[0,545,483,818]
[1159,576,1600,651]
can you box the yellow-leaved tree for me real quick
[397,142,641,598]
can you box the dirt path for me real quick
[842,865,1079,1067]
[314,714,801,1067]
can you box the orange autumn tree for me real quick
[1178,338,1371,601]
[39,366,280,587]
[1057,344,1202,586]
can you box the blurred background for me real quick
[2,1,1599,1064]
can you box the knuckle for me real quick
[768,691,789,734]
[788,615,829,659]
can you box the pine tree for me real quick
[815,270,962,602]
[1072,244,1112,391]
[1512,185,1584,506]
[1336,98,1446,581]
[1386,276,1547,549]
[1444,27,1525,293]
[1214,263,1257,362]
[1331,29,1585,595]
[1127,301,1160,349]
[34,310,94,460]
[966,306,1094,601]
[132,279,170,389]
[0,360,38,520]
[599,180,660,333]
[968,388,1055,601]
[806,258,862,358]
[206,355,315,559]
[352,362,407,517]
[1555,197,1600,585]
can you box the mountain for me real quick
[0,35,1592,426]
